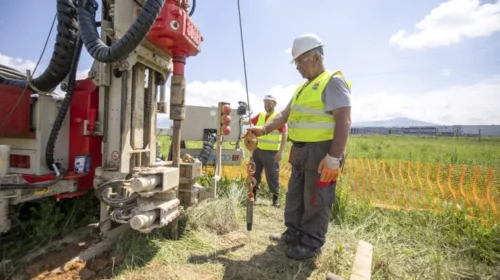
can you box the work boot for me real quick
[286,244,320,261]
[272,194,280,208]
[269,229,301,246]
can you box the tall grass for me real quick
[115,135,500,279]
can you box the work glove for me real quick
[317,154,341,183]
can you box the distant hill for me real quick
[352,117,438,127]
[158,115,438,129]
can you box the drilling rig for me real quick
[0,0,247,259]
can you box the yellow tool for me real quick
[242,131,258,231]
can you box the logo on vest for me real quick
[312,82,320,90]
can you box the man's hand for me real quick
[317,154,340,183]
[245,126,266,137]
[274,151,282,163]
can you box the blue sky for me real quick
[1,0,499,125]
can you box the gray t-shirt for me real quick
[287,74,351,113]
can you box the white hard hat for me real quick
[263,94,277,103]
[290,33,323,63]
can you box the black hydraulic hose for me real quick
[78,0,166,63]
[0,164,65,190]
[45,36,84,170]
[0,0,78,92]
[95,181,139,209]
[189,0,196,17]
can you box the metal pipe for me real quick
[158,84,168,114]
[169,58,186,167]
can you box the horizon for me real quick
[156,113,500,128]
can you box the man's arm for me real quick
[278,124,287,153]
[330,107,351,158]
[323,75,351,158]
[263,100,292,133]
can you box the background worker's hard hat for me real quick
[290,33,323,63]
[263,94,277,103]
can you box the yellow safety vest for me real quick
[288,70,351,142]
[256,112,281,151]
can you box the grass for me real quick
[6,134,500,279]
[97,134,496,279]
[100,177,500,279]
[348,135,500,168]
[157,134,500,168]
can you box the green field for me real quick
[347,135,500,168]
[158,134,500,168]
[108,134,499,280]
[7,135,499,279]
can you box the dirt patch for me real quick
[20,241,124,280]
[24,242,86,279]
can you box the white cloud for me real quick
[0,52,38,74]
[284,48,292,55]
[162,80,296,118]
[351,75,500,125]
[76,69,90,80]
[389,0,500,50]
[162,75,499,126]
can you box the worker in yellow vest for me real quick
[249,94,287,207]
[246,33,352,260]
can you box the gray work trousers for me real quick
[284,140,337,250]
[252,148,280,196]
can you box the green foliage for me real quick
[347,135,500,168]
[4,192,99,260]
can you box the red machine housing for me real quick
[0,78,102,198]
[63,78,103,196]
[143,0,203,57]
[142,0,203,75]
[0,84,33,139]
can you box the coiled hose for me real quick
[198,132,217,166]
[45,36,84,170]
[78,0,166,63]
[0,0,78,92]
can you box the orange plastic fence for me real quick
[343,159,499,223]
[203,159,500,225]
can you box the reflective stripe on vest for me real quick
[256,112,281,151]
[288,70,351,142]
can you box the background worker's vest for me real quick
[288,70,352,142]
[256,112,281,151]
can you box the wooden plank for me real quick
[350,240,373,280]
[325,272,345,280]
